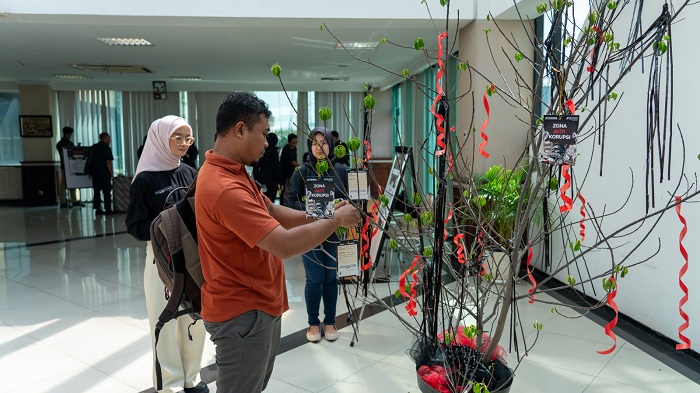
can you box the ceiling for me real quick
[0,12,467,93]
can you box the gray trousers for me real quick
[204,310,281,393]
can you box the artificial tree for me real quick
[273,0,699,391]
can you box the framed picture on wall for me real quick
[19,115,53,137]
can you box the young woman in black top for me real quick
[125,116,208,393]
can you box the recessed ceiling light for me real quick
[97,37,153,47]
[321,76,350,81]
[336,42,380,50]
[169,76,202,81]
[52,74,91,80]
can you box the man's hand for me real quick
[334,202,362,228]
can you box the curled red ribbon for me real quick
[360,201,379,271]
[478,87,493,158]
[675,196,691,350]
[453,234,466,265]
[398,256,421,316]
[526,245,536,304]
[559,165,573,213]
[431,32,449,157]
[565,99,576,115]
[578,193,587,242]
[443,208,453,241]
[362,140,372,169]
[477,230,486,276]
[597,276,618,355]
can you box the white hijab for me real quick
[133,115,192,182]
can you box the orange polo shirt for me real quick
[195,150,288,322]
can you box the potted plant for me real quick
[273,1,699,392]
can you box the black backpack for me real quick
[149,179,204,390]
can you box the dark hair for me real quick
[287,133,298,143]
[62,126,74,136]
[266,132,278,148]
[99,132,110,140]
[216,92,272,138]
[331,130,339,138]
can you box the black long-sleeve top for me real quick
[125,165,197,241]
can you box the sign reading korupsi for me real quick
[539,115,580,165]
[304,177,335,219]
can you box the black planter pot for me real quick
[416,360,513,393]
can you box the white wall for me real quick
[0,167,22,200]
[543,1,700,351]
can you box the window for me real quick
[0,93,23,165]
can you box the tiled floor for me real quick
[1,205,698,393]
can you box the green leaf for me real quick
[514,52,524,62]
[607,1,617,10]
[607,92,618,101]
[315,159,329,175]
[663,35,671,42]
[566,275,577,286]
[621,266,629,278]
[389,238,399,249]
[364,94,376,110]
[381,37,387,44]
[346,137,361,152]
[463,325,478,338]
[422,246,433,257]
[569,239,581,251]
[421,211,434,226]
[533,321,543,331]
[271,63,281,77]
[483,28,491,34]
[656,40,668,55]
[318,106,332,121]
[553,0,564,10]
[551,307,557,314]
[444,332,453,343]
[563,37,572,47]
[486,84,497,96]
[414,38,425,50]
[334,145,347,158]
[378,194,390,207]
[403,213,412,223]
[401,69,410,78]
[412,193,423,205]
[484,273,493,282]
[335,227,347,237]
[536,2,548,14]
[457,62,468,72]
[301,195,306,203]
[603,32,614,43]
[588,11,599,24]
[486,14,491,21]
[463,189,470,198]
[548,177,559,190]
[394,289,401,298]
[439,0,448,6]
[588,37,596,46]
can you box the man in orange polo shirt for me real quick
[196,92,361,393]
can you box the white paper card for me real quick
[337,242,359,277]
[348,171,370,200]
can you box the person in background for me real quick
[182,143,199,169]
[195,92,361,393]
[286,126,349,343]
[86,132,114,215]
[125,116,208,393]
[331,130,350,166]
[279,133,299,206]
[137,135,148,160]
[56,126,82,208]
[253,132,282,202]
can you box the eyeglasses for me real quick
[170,136,196,146]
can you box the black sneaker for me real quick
[184,382,209,393]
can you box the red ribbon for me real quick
[586,26,603,73]
[578,192,587,242]
[360,201,379,271]
[398,256,421,316]
[362,140,372,170]
[565,99,576,115]
[430,32,449,157]
[559,165,573,213]
[478,86,494,158]
[443,208,453,241]
[526,245,536,304]
[675,196,692,350]
[453,234,466,265]
[597,276,618,355]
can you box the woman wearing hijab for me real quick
[125,116,208,393]
[285,126,349,342]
